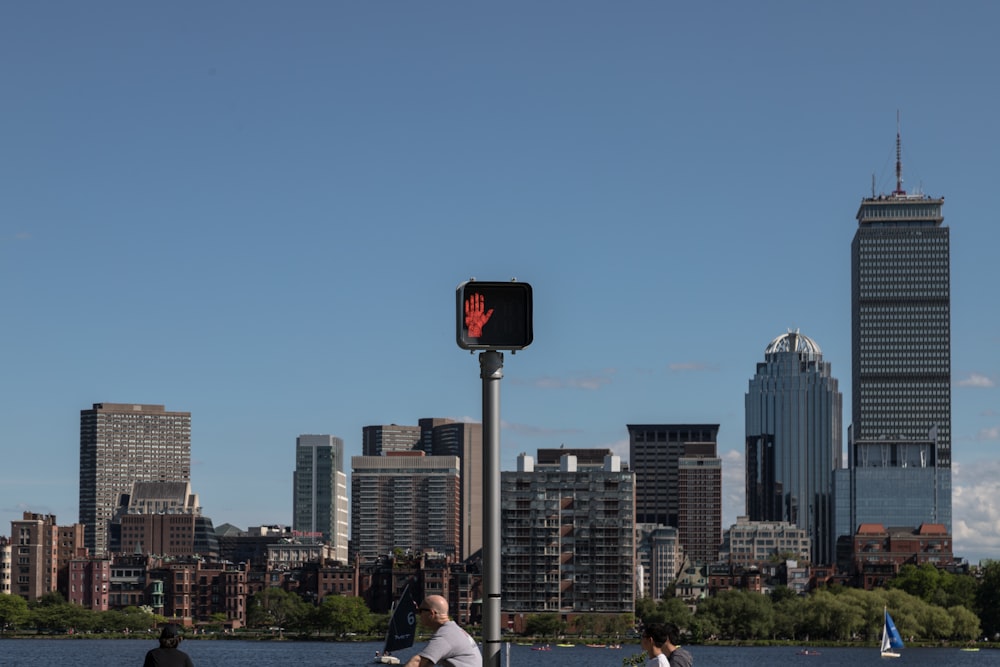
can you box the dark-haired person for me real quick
[663,622,693,667]
[403,595,481,667]
[641,623,669,667]
[143,624,194,667]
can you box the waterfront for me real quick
[0,639,997,667]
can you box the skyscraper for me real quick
[848,130,952,534]
[628,423,721,564]
[350,453,461,562]
[424,419,483,560]
[745,330,842,564]
[678,442,722,565]
[79,403,191,557]
[292,434,348,561]
[362,418,484,560]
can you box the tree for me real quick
[0,594,30,632]
[314,595,372,636]
[975,560,1000,639]
[947,605,982,641]
[697,590,774,640]
[247,588,308,630]
[524,613,563,638]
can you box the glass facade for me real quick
[292,435,348,561]
[850,193,952,532]
[745,331,842,564]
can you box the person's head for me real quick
[417,595,449,629]
[663,622,682,649]
[641,623,668,654]
[158,624,183,649]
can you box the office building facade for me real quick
[79,403,191,557]
[745,330,842,564]
[293,434,349,561]
[849,153,951,533]
[628,424,721,563]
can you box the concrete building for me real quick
[362,424,422,455]
[362,418,484,560]
[848,133,952,535]
[350,453,462,562]
[500,452,635,614]
[628,424,721,564]
[292,434,349,561]
[110,481,217,558]
[745,330,842,564]
[636,523,683,601]
[719,516,811,565]
[79,403,191,556]
[0,536,10,595]
[678,443,722,565]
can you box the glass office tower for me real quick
[849,175,951,533]
[292,435,348,561]
[745,330,842,565]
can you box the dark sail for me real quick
[383,585,417,653]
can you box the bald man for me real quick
[403,595,481,667]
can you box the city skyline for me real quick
[2,3,998,563]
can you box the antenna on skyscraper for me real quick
[894,110,905,195]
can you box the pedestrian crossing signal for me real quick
[456,280,533,351]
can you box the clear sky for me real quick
[3,2,998,563]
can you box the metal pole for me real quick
[480,350,503,667]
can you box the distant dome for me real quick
[765,329,822,356]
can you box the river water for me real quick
[0,639,996,667]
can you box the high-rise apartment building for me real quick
[350,453,461,561]
[848,135,951,534]
[423,419,483,560]
[628,423,721,564]
[79,403,191,557]
[678,442,722,565]
[292,435,349,562]
[745,330,842,564]
[501,453,635,614]
[362,418,483,560]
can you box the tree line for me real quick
[4,561,1000,643]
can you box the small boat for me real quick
[375,585,418,664]
[880,607,904,659]
[531,645,552,651]
[796,649,821,656]
[960,647,980,652]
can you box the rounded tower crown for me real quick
[764,329,822,358]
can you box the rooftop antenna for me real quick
[893,110,905,195]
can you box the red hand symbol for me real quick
[464,293,494,338]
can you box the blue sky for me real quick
[3,2,998,563]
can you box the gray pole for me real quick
[480,350,503,667]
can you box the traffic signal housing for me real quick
[456,280,533,351]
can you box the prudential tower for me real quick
[746,330,842,565]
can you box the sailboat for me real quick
[880,607,904,659]
[375,585,418,665]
